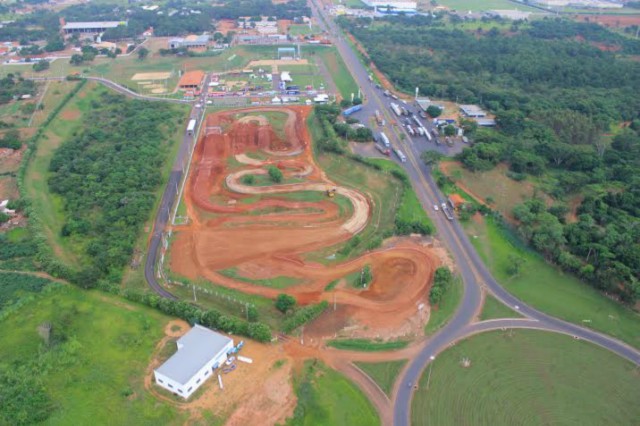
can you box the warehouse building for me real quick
[62,20,127,34]
[459,104,488,118]
[168,34,209,50]
[154,325,234,399]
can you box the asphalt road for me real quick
[307,2,640,425]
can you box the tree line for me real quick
[343,16,640,303]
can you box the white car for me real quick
[195,104,202,109]
[433,204,439,211]
[206,100,213,105]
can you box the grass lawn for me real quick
[0,284,186,425]
[313,47,359,99]
[286,360,380,426]
[289,24,323,36]
[368,158,434,233]
[23,80,90,269]
[479,293,523,321]
[424,275,463,336]
[327,338,409,352]
[411,330,640,426]
[218,267,302,289]
[306,113,402,264]
[354,360,407,397]
[465,215,640,348]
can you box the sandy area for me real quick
[132,72,172,81]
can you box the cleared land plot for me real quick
[466,215,640,348]
[411,330,640,426]
[354,360,407,397]
[0,285,186,425]
[439,161,546,217]
[287,360,380,425]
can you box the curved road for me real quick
[306,1,640,424]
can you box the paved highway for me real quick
[307,2,640,424]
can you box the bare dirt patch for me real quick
[131,72,172,81]
[60,108,81,121]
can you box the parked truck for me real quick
[400,106,409,116]
[379,131,391,147]
[424,127,432,141]
[407,125,415,136]
[343,104,363,116]
[390,102,402,117]
[375,144,391,156]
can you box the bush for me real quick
[0,129,21,150]
[429,267,453,305]
[241,174,256,185]
[268,165,283,183]
[32,60,50,72]
[426,105,442,118]
[282,301,328,333]
[275,293,296,313]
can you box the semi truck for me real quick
[424,128,432,141]
[375,144,391,156]
[407,125,415,136]
[394,148,407,163]
[343,104,363,116]
[375,110,385,125]
[186,118,197,136]
[390,102,402,117]
[379,131,391,147]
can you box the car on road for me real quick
[195,104,202,108]
[441,202,447,210]
[433,204,439,211]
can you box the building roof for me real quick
[179,70,205,87]
[475,118,497,126]
[459,104,487,116]
[449,193,466,206]
[63,21,125,30]
[155,325,233,385]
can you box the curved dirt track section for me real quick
[171,106,440,337]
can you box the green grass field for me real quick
[424,275,463,336]
[0,284,186,425]
[289,24,323,36]
[411,330,640,426]
[218,267,302,289]
[23,80,92,268]
[327,338,409,352]
[466,215,640,348]
[286,360,380,426]
[313,47,359,99]
[479,294,522,321]
[355,360,406,397]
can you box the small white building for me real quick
[154,325,234,399]
[280,71,292,83]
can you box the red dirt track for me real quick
[170,106,440,338]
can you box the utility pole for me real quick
[192,284,197,302]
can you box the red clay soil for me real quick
[576,14,640,28]
[170,106,440,339]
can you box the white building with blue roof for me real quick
[154,324,234,399]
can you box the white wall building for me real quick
[154,325,234,399]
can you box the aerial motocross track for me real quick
[170,106,440,337]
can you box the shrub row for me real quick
[282,301,329,334]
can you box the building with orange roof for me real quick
[178,71,205,92]
[447,193,467,210]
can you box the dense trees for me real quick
[47,91,184,285]
[0,75,36,105]
[345,16,640,303]
[429,267,453,305]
